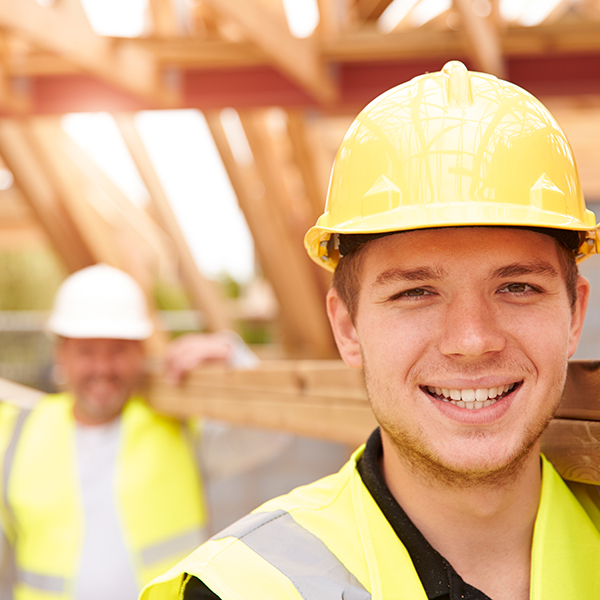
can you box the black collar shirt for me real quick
[357,428,492,600]
[184,428,493,600]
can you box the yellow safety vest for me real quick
[142,448,600,600]
[0,393,207,600]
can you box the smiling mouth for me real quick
[423,382,521,410]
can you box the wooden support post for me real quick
[114,113,232,332]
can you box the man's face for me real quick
[328,228,589,484]
[58,338,145,425]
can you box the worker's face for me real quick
[328,228,589,484]
[58,338,145,425]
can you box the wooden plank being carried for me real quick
[146,360,600,485]
[3,361,598,485]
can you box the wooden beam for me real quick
[540,420,600,485]
[24,118,167,356]
[147,359,373,444]
[145,359,600,484]
[205,110,335,357]
[114,113,233,332]
[2,359,599,485]
[453,0,506,78]
[0,119,95,272]
[2,21,600,77]
[55,121,178,280]
[286,109,329,221]
[0,0,175,106]
[147,0,181,38]
[0,377,44,409]
[355,0,395,21]
[0,33,31,113]
[239,110,334,342]
[205,0,337,104]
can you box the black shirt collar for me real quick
[356,428,492,600]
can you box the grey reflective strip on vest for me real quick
[214,509,371,600]
[17,569,67,593]
[2,407,32,524]
[140,528,206,566]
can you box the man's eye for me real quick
[499,282,534,294]
[404,288,429,296]
[388,287,432,301]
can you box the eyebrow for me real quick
[372,260,559,289]
[373,266,446,287]
[490,260,559,280]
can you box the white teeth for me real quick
[426,382,517,409]
[475,388,488,402]
[461,389,475,402]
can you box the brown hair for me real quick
[332,229,580,323]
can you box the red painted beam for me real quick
[12,52,600,116]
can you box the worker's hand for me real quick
[164,331,259,384]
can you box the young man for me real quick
[141,61,600,600]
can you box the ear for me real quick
[567,275,591,358]
[326,287,363,369]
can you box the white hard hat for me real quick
[48,264,153,340]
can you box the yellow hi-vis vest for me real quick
[141,448,600,600]
[0,393,208,600]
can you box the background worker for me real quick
[141,61,600,600]
[0,263,283,600]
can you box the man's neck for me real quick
[381,435,542,600]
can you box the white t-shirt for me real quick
[73,418,139,600]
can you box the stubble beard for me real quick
[363,359,566,490]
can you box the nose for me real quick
[92,353,115,377]
[438,293,506,359]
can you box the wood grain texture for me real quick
[146,359,600,483]
[557,360,600,421]
[541,419,600,485]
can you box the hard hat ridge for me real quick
[304,61,599,270]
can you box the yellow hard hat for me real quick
[305,61,599,270]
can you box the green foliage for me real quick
[0,248,66,310]
[153,280,191,311]
[218,273,241,299]
[238,320,272,345]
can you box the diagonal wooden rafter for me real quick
[285,109,329,223]
[0,33,31,113]
[355,0,395,21]
[205,0,338,104]
[205,110,336,358]
[0,0,177,107]
[147,0,181,38]
[26,116,169,353]
[0,119,95,272]
[453,0,506,78]
[113,113,233,332]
